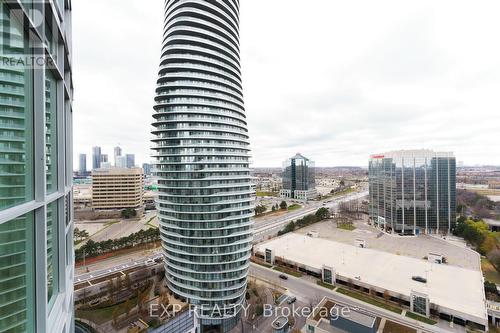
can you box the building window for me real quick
[0,2,34,210]
[45,70,58,193]
[323,269,333,284]
[0,213,35,332]
[47,200,59,308]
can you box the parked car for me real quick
[412,276,427,283]
[145,259,155,266]
[287,296,297,304]
[89,299,100,306]
[279,274,288,280]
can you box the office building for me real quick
[116,155,127,168]
[79,153,87,175]
[126,153,135,168]
[91,167,144,210]
[113,146,122,166]
[151,1,253,332]
[100,153,108,164]
[369,150,456,234]
[92,146,101,170]
[100,162,111,169]
[280,153,317,201]
[0,1,74,332]
[142,163,152,176]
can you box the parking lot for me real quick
[295,216,480,270]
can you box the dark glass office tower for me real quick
[369,150,456,235]
[151,1,253,332]
[281,153,316,201]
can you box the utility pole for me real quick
[83,250,88,272]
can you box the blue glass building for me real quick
[369,150,456,234]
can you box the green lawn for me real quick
[273,266,303,278]
[336,288,402,314]
[383,321,417,333]
[405,311,437,325]
[333,187,355,196]
[76,298,138,325]
[253,260,273,269]
[338,224,356,231]
[288,204,302,211]
[145,215,158,229]
[76,305,117,325]
[317,280,335,290]
[482,258,500,284]
[256,191,278,197]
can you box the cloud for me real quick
[72,0,500,168]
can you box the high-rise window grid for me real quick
[152,1,252,332]
[0,1,74,333]
[369,150,456,234]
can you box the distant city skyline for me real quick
[72,0,500,168]
[75,144,498,170]
[81,145,138,171]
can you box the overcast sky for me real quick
[72,0,500,168]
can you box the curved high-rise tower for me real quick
[151,1,253,332]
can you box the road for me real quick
[91,211,157,242]
[75,191,367,283]
[253,191,368,242]
[74,251,162,283]
[76,255,456,333]
[75,211,158,249]
[249,263,463,333]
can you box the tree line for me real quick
[75,228,160,261]
[277,207,330,236]
[255,201,289,216]
[454,216,497,255]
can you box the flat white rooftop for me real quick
[256,233,486,323]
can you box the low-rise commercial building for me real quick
[255,233,487,331]
[91,167,144,210]
[305,297,420,333]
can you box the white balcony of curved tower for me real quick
[151,1,252,332]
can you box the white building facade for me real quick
[151,1,253,333]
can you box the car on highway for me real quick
[287,296,297,304]
[279,274,288,280]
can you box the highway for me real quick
[73,190,469,333]
[75,191,368,283]
[253,191,368,242]
[74,252,162,283]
